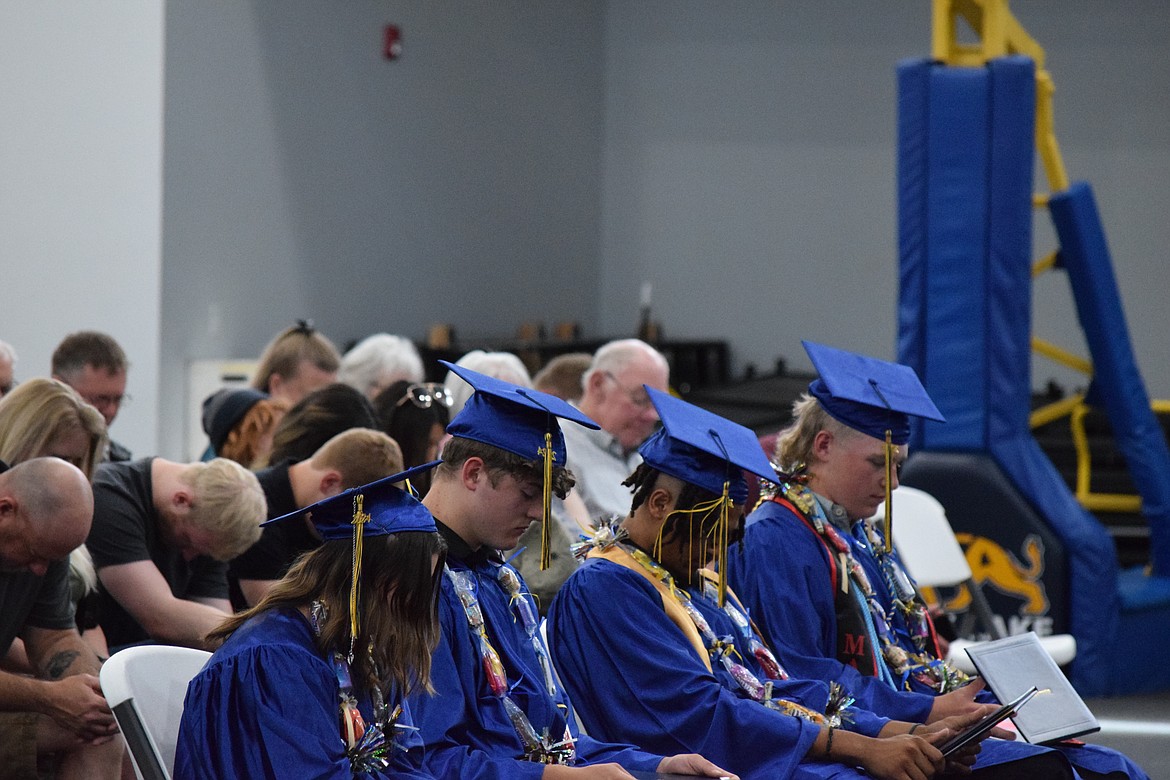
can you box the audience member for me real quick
[411,362,731,779]
[175,469,447,779]
[441,349,531,417]
[51,330,132,462]
[533,352,592,403]
[0,379,106,476]
[372,380,451,496]
[566,339,669,520]
[262,383,378,467]
[0,339,16,397]
[0,379,110,658]
[230,427,405,609]
[0,458,123,780]
[251,320,341,406]
[201,387,288,467]
[87,457,265,649]
[338,332,424,400]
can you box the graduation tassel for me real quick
[716,480,731,607]
[349,493,372,661]
[539,431,554,571]
[881,430,893,552]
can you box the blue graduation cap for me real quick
[263,462,439,539]
[442,360,598,463]
[803,340,943,551]
[263,462,440,646]
[639,387,775,505]
[638,388,774,605]
[441,360,599,569]
[803,340,944,445]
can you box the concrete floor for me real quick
[1080,691,1170,778]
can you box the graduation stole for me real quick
[589,542,831,725]
[762,478,966,693]
[444,565,576,765]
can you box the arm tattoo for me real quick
[45,650,81,680]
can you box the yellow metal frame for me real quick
[933,0,1161,516]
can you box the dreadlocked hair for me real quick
[623,463,730,545]
[207,531,446,700]
[627,463,744,549]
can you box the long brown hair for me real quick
[209,530,446,699]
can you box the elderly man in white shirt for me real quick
[562,339,670,521]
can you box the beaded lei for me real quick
[446,564,576,765]
[762,472,968,694]
[309,600,411,775]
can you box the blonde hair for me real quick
[178,458,267,560]
[309,428,404,489]
[252,322,341,393]
[0,378,107,480]
[774,392,858,472]
[219,398,290,468]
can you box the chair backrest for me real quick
[100,645,212,780]
[877,485,973,588]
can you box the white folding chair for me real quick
[100,645,212,780]
[881,486,1076,674]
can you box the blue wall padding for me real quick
[994,437,1119,694]
[896,56,1119,694]
[1050,183,1170,578]
[985,59,1038,442]
[922,65,990,449]
[896,59,930,394]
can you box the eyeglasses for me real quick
[396,382,454,410]
[604,371,653,410]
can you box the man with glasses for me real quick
[564,338,669,522]
[51,331,132,462]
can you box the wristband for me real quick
[826,725,834,757]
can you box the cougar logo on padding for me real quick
[943,533,1049,616]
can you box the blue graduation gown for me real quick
[409,553,662,779]
[175,608,432,779]
[548,555,893,780]
[729,497,1150,780]
[727,498,937,722]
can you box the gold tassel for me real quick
[349,493,371,660]
[716,480,730,607]
[883,429,893,553]
[539,432,554,571]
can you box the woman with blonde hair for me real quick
[0,378,109,659]
[0,378,106,477]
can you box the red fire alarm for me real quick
[383,25,402,61]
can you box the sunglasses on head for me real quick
[396,382,454,410]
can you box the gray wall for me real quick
[599,2,1170,391]
[161,2,606,457]
[0,2,164,458]
[120,2,1170,456]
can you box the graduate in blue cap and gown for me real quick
[548,387,1029,780]
[411,361,736,780]
[174,465,446,779]
[726,342,1148,780]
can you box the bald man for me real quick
[0,458,123,780]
